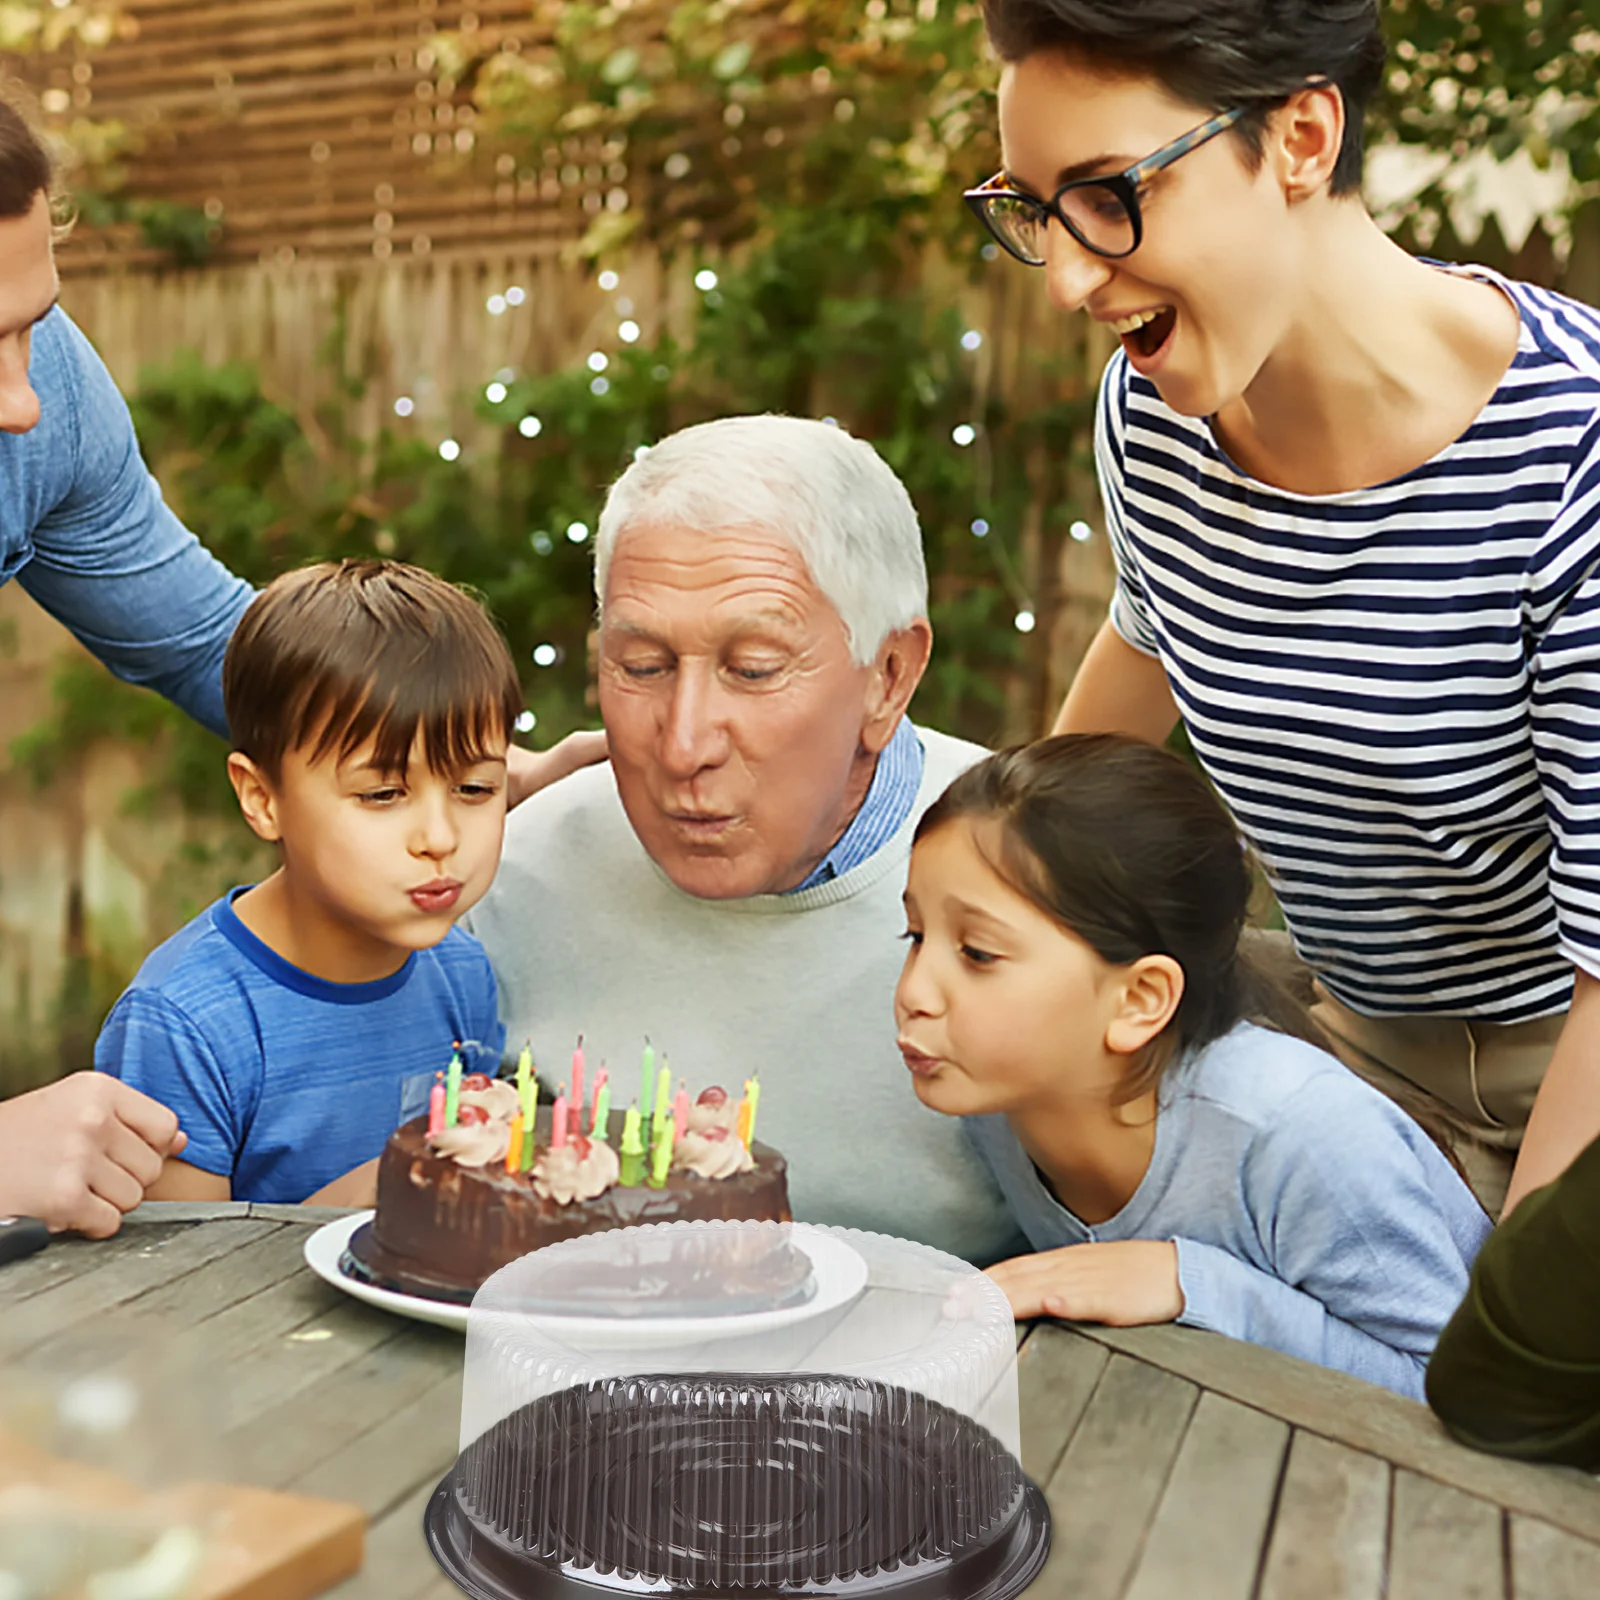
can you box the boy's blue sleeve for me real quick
[1175,1075,1490,1399]
[95,989,243,1181]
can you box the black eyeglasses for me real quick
[964,108,1245,264]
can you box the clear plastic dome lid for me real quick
[427,1221,1049,1600]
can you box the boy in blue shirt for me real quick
[95,559,520,1204]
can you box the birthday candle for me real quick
[591,1079,612,1139]
[444,1043,463,1128]
[673,1080,690,1142]
[571,1036,585,1121]
[619,1104,644,1185]
[744,1075,761,1150]
[506,1112,524,1175]
[520,1104,536,1170]
[427,1072,446,1136]
[648,1118,674,1189]
[552,1091,569,1149]
[569,1098,583,1144]
[522,1072,538,1141]
[640,1040,655,1128]
[515,1040,533,1116]
[652,1062,672,1139]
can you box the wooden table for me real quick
[4,1205,1600,1600]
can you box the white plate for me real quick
[303,1212,868,1338]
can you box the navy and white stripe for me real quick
[788,716,926,893]
[1099,266,1600,1022]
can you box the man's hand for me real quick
[985,1240,1185,1325]
[0,1073,187,1239]
[506,731,608,811]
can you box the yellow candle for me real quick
[651,1062,672,1137]
[648,1119,673,1189]
[744,1075,760,1150]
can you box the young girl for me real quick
[895,734,1490,1400]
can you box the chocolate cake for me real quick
[343,1102,793,1304]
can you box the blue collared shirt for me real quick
[789,717,926,893]
[1,308,252,736]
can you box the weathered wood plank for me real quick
[1031,1353,1199,1600]
[1389,1472,1505,1600]
[1063,1320,1600,1547]
[1015,1323,1111,1486]
[323,1476,443,1600]
[0,1221,192,1303]
[0,1219,279,1361]
[1258,1433,1390,1600]
[290,1368,461,1518]
[248,1202,359,1225]
[126,1200,255,1224]
[1123,1390,1289,1600]
[1510,1517,1600,1599]
[229,1323,462,1491]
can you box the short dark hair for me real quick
[915,734,1325,1099]
[224,560,523,781]
[980,0,1387,196]
[0,91,56,220]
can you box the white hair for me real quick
[594,415,929,666]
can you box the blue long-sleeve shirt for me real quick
[964,1022,1492,1399]
[2,307,252,735]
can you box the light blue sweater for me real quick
[964,1022,1492,1399]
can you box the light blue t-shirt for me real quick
[95,890,506,1202]
[3,308,252,737]
[964,1022,1492,1400]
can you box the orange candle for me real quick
[506,1111,525,1174]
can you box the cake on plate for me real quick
[342,1065,799,1305]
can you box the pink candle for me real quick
[571,1037,585,1120]
[552,1091,569,1149]
[569,1098,583,1144]
[427,1072,446,1136]
[673,1080,690,1142]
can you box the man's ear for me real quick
[1105,954,1184,1057]
[861,618,934,755]
[1272,83,1344,203]
[227,752,283,844]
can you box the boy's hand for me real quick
[507,731,608,810]
[0,1074,187,1238]
[985,1241,1184,1326]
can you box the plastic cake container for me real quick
[424,1219,1050,1600]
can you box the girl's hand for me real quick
[985,1241,1184,1326]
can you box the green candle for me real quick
[444,1043,463,1128]
[619,1104,644,1186]
[651,1062,672,1140]
[648,1117,674,1189]
[520,1076,538,1171]
[639,1040,655,1128]
[591,1081,612,1139]
[515,1040,532,1112]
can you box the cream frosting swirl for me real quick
[459,1080,522,1121]
[673,1126,755,1180]
[532,1136,622,1205]
[687,1088,740,1138]
[427,1120,511,1169]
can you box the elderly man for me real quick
[469,415,1023,1263]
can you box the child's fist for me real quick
[984,1240,1184,1327]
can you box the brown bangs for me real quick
[225,560,523,780]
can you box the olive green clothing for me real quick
[1425,1132,1600,1468]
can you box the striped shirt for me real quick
[790,716,926,892]
[1100,266,1600,1023]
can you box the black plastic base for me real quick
[424,1377,1051,1600]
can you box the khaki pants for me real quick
[1310,985,1564,1219]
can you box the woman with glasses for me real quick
[967,0,1600,1232]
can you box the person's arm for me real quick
[1052,619,1180,741]
[146,1158,231,1202]
[1427,1129,1600,1466]
[505,730,608,811]
[304,1158,379,1208]
[1503,970,1600,1215]
[16,310,252,737]
[0,1073,187,1237]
